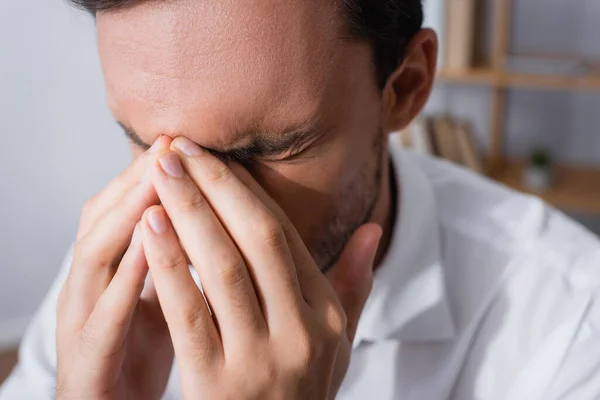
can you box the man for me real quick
[2,0,600,398]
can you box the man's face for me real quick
[97,0,388,271]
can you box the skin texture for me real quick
[56,134,383,399]
[97,0,399,270]
[55,0,437,398]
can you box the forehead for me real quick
[96,0,349,149]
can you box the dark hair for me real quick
[68,0,423,89]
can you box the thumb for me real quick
[326,223,383,342]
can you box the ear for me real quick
[381,28,438,133]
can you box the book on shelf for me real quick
[455,121,484,174]
[432,116,462,164]
[445,0,476,70]
[410,118,434,155]
[393,119,434,155]
[392,127,413,148]
[399,115,483,175]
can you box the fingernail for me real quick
[147,209,168,234]
[173,137,203,157]
[158,153,185,178]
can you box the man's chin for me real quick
[318,248,345,274]
[308,231,352,274]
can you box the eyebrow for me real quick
[118,122,320,163]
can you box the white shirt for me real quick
[2,142,600,400]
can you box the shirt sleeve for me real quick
[545,289,600,400]
[0,247,73,400]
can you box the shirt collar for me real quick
[353,145,455,348]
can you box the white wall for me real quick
[0,1,129,346]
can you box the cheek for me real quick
[253,143,359,242]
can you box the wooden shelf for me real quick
[492,160,600,214]
[438,69,600,92]
[437,68,498,85]
[437,1,600,217]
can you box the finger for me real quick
[140,271,160,303]
[67,179,158,325]
[149,152,266,345]
[171,138,304,324]
[83,223,148,358]
[76,136,171,241]
[326,223,382,342]
[139,271,167,328]
[206,151,329,308]
[141,206,222,366]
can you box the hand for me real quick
[55,137,175,400]
[140,137,382,399]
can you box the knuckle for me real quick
[279,220,297,243]
[180,305,207,331]
[54,380,70,399]
[215,255,247,288]
[178,191,208,214]
[154,251,188,272]
[79,319,124,361]
[327,305,347,338]
[73,239,110,271]
[77,323,97,357]
[205,163,233,184]
[257,360,278,387]
[317,301,347,347]
[258,217,287,249]
[292,327,321,369]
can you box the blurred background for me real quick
[1,0,599,381]
[410,0,600,234]
[0,1,129,363]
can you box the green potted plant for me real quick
[523,148,553,191]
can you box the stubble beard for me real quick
[309,130,385,273]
